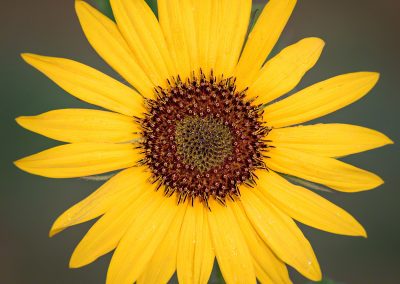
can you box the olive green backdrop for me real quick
[1,0,399,283]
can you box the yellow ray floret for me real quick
[137,202,188,284]
[70,187,154,268]
[247,37,325,104]
[21,54,146,117]
[231,201,292,284]
[264,72,380,127]
[14,143,140,178]
[177,200,214,284]
[110,0,176,86]
[75,1,154,98]
[16,109,139,143]
[268,147,383,192]
[235,0,297,89]
[191,0,213,74]
[269,123,393,157]
[208,199,256,284]
[157,0,195,80]
[106,190,181,284]
[257,170,366,236]
[212,0,252,77]
[158,0,251,79]
[49,167,151,237]
[241,189,322,281]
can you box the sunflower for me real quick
[15,0,392,283]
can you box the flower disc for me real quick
[140,72,270,205]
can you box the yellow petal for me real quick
[269,123,393,157]
[110,0,175,86]
[241,189,321,281]
[106,190,180,284]
[137,203,188,284]
[247,38,325,104]
[208,200,256,284]
[158,0,251,79]
[21,54,145,117]
[253,262,274,284]
[14,143,139,178]
[70,187,153,268]
[212,0,252,77]
[16,109,139,143]
[267,147,383,192]
[257,170,366,236]
[75,1,154,98]
[50,167,150,237]
[192,0,213,74]
[235,0,297,90]
[231,201,291,284]
[177,200,214,284]
[157,0,196,79]
[264,72,380,128]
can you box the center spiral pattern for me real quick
[175,116,233,173]
[139,72,270,206]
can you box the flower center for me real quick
[175,116,233,173]
[139,72,270,206]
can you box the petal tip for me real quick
[49,221,65,238]
[376,176,384,187]
[307,37,325,47]
[69,257,81,269]
[317,38,326,48]
[361,230,368,238]
[384,135,394,145]
[371,71,380,78]
[13,159,24,171]
[354,222,368,238]
[371,130,395,148]
[366,72,380,84]
[366,175,384,190]
[15,116,29,128]
[308,266,322,282]
[49,228,60,238]
[21,53,39,65]
[350,72,380,89]
[14,158,39,177]
[69,249,88,269]
[20,53,31,60]
[21,53,51,69]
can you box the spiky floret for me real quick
[139,72,271,205]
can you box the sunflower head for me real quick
[139,72,270,205]
[14,0,393,283]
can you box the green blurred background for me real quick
[1,0,399,283]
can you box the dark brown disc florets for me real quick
[139,72,270,206]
